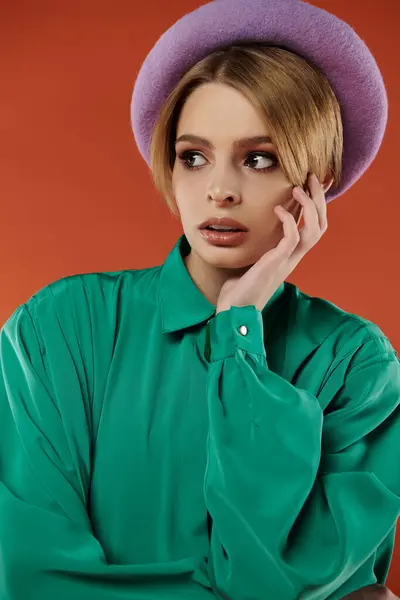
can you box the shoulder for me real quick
[1,264,163,349]
[286,282,398,361]
[13,264,161,315]
[31,264,161,309]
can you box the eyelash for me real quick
[177,150,279,173]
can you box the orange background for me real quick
[1,0,399,592]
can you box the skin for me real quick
[342,585,399,599]
[215,168,328,314]
[171,81,334,307]
[171,82,399,599]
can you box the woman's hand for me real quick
[215,173,328,314]
[342,584,399,599]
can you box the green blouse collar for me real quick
[159,234,285,333]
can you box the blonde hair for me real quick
[150,43,343,217]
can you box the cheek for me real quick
[172,174,196,203]
[248,205,285,249]
[244,175,292,206]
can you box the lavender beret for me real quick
[130,0,387,203]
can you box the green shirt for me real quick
[1,233,400,600]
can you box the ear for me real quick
[321,170,335,194]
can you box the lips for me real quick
[199,217,248,231]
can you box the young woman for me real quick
[0,1,399,599]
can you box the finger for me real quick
[308,173,328,231]
[293,186,321,251]
[273,205,300,258]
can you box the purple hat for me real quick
[130,0,387,204]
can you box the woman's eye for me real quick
[178,151,206,169]
[245,153,277,171]
[177,150,278,172]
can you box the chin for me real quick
[198,243,256,270]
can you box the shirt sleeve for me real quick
[0,299,200,600]
[203,305,400,600]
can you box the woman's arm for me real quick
[203,305,400,600]
[0,300,204,600]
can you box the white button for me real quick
[238,325,248,336]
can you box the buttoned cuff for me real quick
[206,305,266,363]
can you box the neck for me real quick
[183,248,249,307]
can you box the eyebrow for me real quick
[175,134,274,149]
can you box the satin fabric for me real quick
[0,234,399,600]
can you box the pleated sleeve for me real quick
[0,296,203,600]
[204,305,400,600]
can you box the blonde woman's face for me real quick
[171,82,303,269]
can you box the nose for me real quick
[207,188,241,207]
[206,161,242,206]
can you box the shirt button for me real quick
[238,325,248,336]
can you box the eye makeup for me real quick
[176,150,279,173]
